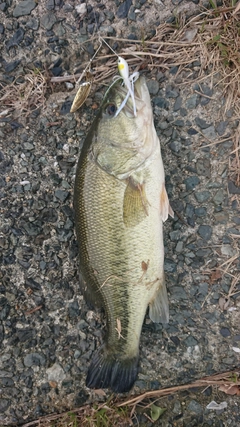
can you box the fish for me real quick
[74,75,174,393]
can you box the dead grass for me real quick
[203,237,240,311]
[229,123,240,187]
[51,0,240,117]
[50,0,240,186]
[1,1,239,121]
[0,68,48,118]
[20,370,240,427]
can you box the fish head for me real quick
[92,76,158,179]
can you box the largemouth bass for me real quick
[74,75,173,393]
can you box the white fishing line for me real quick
[71,5,139,114]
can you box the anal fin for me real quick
[78,269,104,310]
[149,277,169,323]
[160,183,174,222]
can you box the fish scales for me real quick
[74,76,173,393]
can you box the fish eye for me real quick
[105,103,117,117]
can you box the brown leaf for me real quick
[92,388,107,397]
[218,297,230,311]
[49,381,57,388]
[181,28,198,43]
[210,269,222,284]
[219,384,240,395]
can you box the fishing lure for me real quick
[70,74,93,113]
[70,42,103,113]
[70,39,139,116]
[115,56,139,117]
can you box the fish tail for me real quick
[86,346,139,393]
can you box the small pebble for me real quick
[195,117,211,129]
[185,94,198,109]
[147,80,159,95]
[187,399,203,415]
[220,328,231,338]
[117,0,132,18]
[13,0,37,17]
[173,96,182,111]
[198,225,212,240]
[185,176,200,191]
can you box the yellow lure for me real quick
[118,57,129,79]
[116,56,139,117]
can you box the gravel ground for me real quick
[0,0,240,426]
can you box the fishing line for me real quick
[71,2,138,114]
[75,40,102,86]
[71,3,120,112]
[91,5,119,58]
[74,5,119,87]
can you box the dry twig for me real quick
[20,370,239,427]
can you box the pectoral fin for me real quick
[149,277,169,323]
[123,179,148,227]
[160,183,174,222]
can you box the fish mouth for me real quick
[117,76,147,116]
[103,75,148,117]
